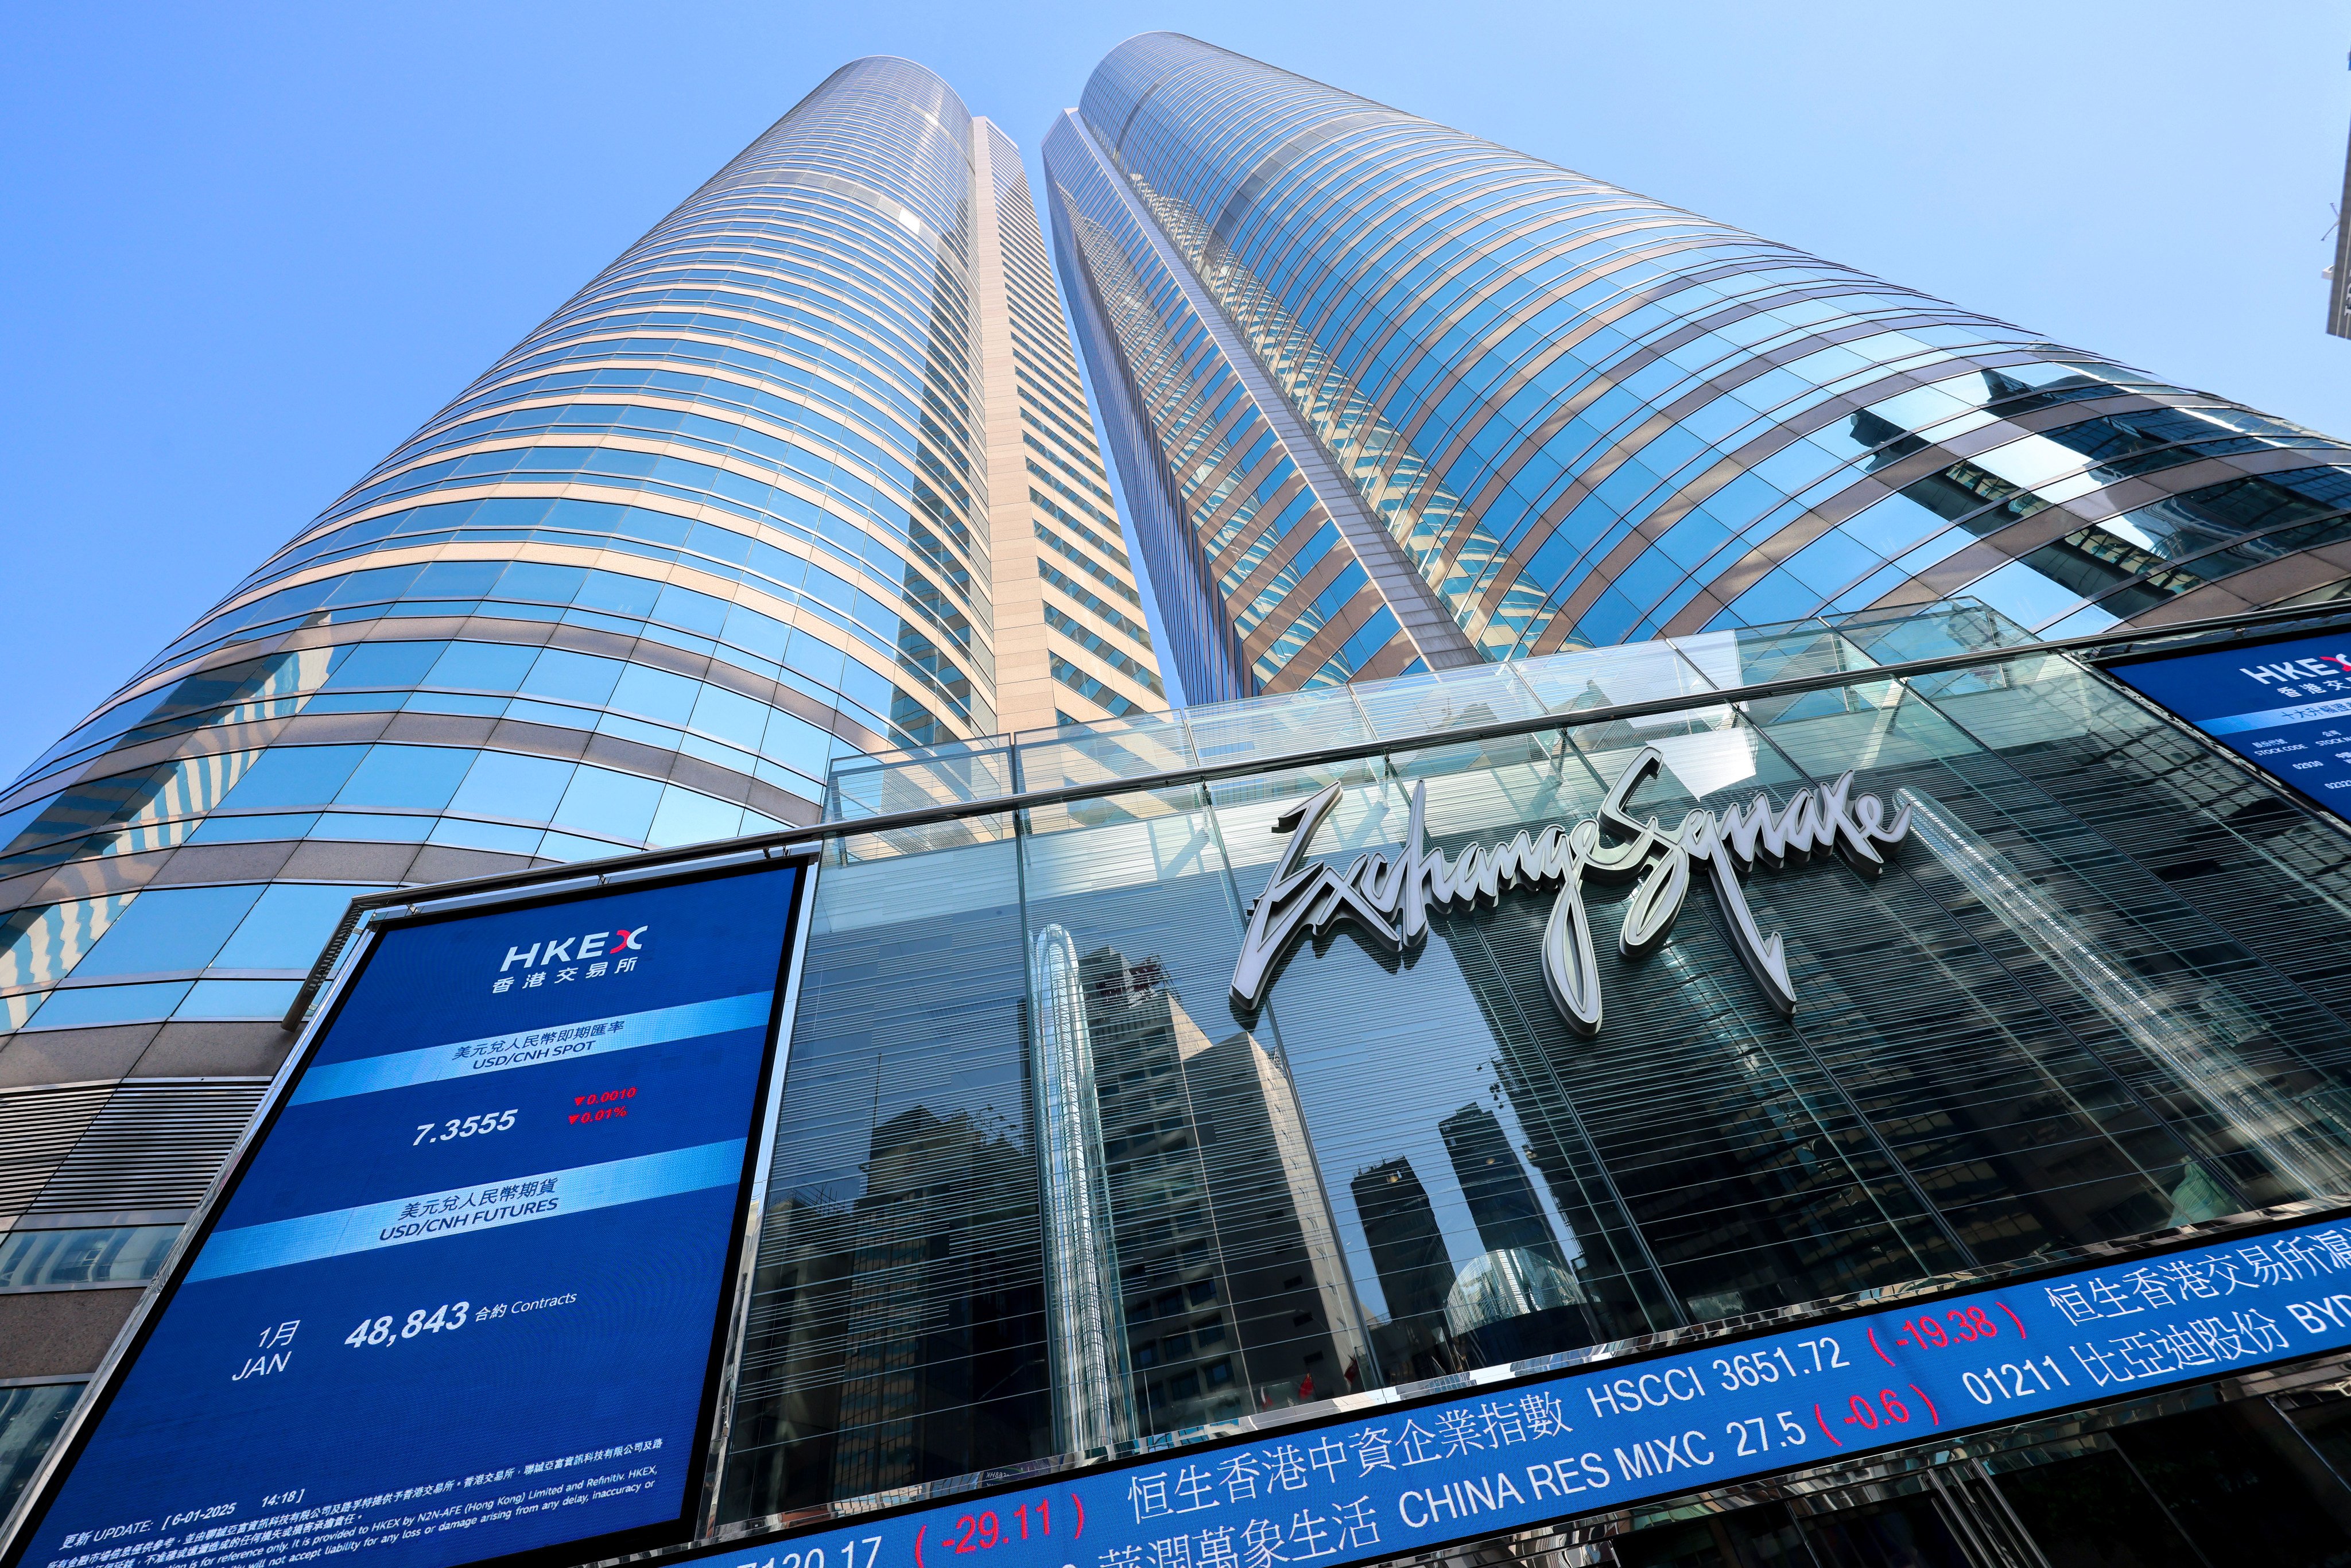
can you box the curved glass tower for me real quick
[0,55,1159,1451]
[1045,33,2351,693]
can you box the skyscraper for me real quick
[0,55,1159,1437]
[1045,33,2351,698]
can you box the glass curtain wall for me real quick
[719,606,2351,1522]
[0,56,991,1043]
[1045,34,2351,678]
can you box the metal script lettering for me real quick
[1229,744,1912,1033]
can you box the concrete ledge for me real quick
[0,1287,141,1379]
[0,1026,160,1088]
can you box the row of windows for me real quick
[535,271,960,417]
[633,196,979,392]
[1039,604,1164,698]
[404,363,975,569]
[400,333,976,548]
[384,393,921,517]
[661,118,977,291]
[584,191,975,315]
[0,881,372,996]
[266,457,981,662]
[495,298,971,473]
[1048,653,1146,717]
[131,535,958,750]
[1033,518,1142,611]
[322,426,943,581]
[1025,437,1119,527]
[1562,366,2325,641]
[590,230,977,450]
[0,736,786,895]
[1722,452,2351,641]
[0,1226,178,1289]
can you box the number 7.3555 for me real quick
[414,1111,516,1145]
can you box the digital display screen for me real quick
[653,1212,2351,1568]
[2107,630,2351,820]
[8,859,805,1568]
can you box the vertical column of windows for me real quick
[1046,119,1430,690]
[980,126,1164,724]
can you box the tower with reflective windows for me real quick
[0,55,1159,1477]
[1045,33,2351,698]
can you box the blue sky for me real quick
[3,0,2346,779]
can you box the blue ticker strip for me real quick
[289,993,773,1104]
[654,1214,2351,1568]
[185,1139,748,1280]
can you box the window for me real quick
[448,752,575,824]
[214,884,387,971]
[71,885,263,977]
[0,895,135,991]
[552,767,664,843]
[0,1384,81,1514]
[647,787,746,848]
[216,746,369,811]
[332,746,474,812]
[0,1226,179,1288]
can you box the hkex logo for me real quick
[499,926,649,973]
[2241,653,2351,688]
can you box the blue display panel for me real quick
[2108,630,2351,821]
[6,859,805,1568]
[657,1213,2351,1568]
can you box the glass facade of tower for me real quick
[1045,33,2351,695]
[0,56,1162,1513]
[705,599,2351,1567]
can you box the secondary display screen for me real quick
[2107,629,2351,820]
[9,859,804,1568]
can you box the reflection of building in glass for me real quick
[1077,945,1363,1430]
[1349,1106,1595,1381]
[727,1103,1049,1512]
[1440,1100,1562,1258]
[1026,924,1128,1454]
[1046,33,2351,699]
[1349,1156,1454,1380]
[1436,1101,1588,1349]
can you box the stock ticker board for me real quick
[6,857,805,1568]
[648,1215,2351,1568]
[2108,628,2351,823]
